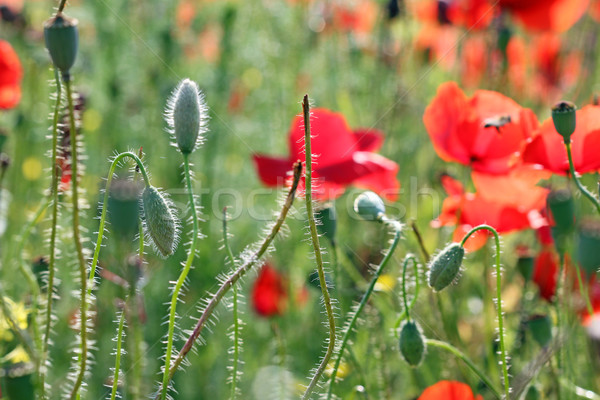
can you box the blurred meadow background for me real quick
[1,0,600,399]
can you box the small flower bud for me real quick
[165,79,208,154]
[551,101,576,143]
[577,219,600,275]
[399,320,426,367]
[354,191,385,221]
[44,13,78,79]
[428,242,464,292]
[141,186,179,257]
[315,205,336,244]
[547,188,575,236]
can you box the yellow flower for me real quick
[0,298,29,342]
[325,361,351,379]
[374,274,396,293]
[1,345,30,364]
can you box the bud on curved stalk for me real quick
[142,186,179,257]
[427,242,465,292]
[551,101,576,143]
[165,79,208,154]
[354,191,385,221]
[399,320,426,367]
[44,13,78,80]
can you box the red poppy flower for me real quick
[253,108,399,200]
[0,40,22,110]
[423,82,539,174]
[412,0,493,29]
[498,0,589,33]
[418,380,483,400]
[522,105,600,175]
[532,248,559,301]
[434,167,550,250]
[252,264,287,317]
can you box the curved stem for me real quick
[41,68,63,399]
[160,153,199,400]
[326,218,402,400]
[223,208,241,400]
[461,225,509,400]
[153,162,302,399]
[110,297,128,400]
[394,255,420,331]
[565,141,600,214]
[301,95,336,400]
[65,78,88,400]
[426,339,501,399]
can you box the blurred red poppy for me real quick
[253,108,399,200]
[0,40,22,110]
[498,0,589,33]
[252,264,287,317]
[522,105,600,175]
[424,82,538,174]
[418,380,483,400]
[532,248,559,301]
[412,0,493,29]
[434,167,549,250]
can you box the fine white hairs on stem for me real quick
[165,78,209,155]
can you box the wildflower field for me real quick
[2,0,600,398]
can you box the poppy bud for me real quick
[2,370,35,400]
[315,205,336,244]
[354,191,385,221]
[516,253,535,282]
[141,186,179,257]
[43,13,78,80]
[165,78,208,155]
[428,243,464,292]
[577,219,600,275]
[551,101,576,143]
[527,314,552,347]
[547,188,575,235]
[525,386,540,400]
[399,320,426,367]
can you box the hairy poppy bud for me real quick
[165,78,208,154]
[551,101,576,143]
[354,191,385,221]
[399,320,426,367]
[428,243,464,291]
[315,205,336,244]
[577,219,600,275]
[141,186,179,257]
[44,13,78,80]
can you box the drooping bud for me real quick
[354,191,385,221]
[165,78,208,154]
[43,13,78,80]
[551,101,576,143]
[428,242,464,292]
[577,219,600,275]
[399,320,426,367]
[315,204,336,244]
[547,188,575,236]
[141,186,179,257]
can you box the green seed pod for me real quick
[525,386,541,400]
[527,314,552,347]
[547,188,575,236]
[551,101,576,143]
[577,219,600,275]
[315,204,336,244]
[43,13,78,79]
[165,78,208,154]
[399,320,426,367]
[354,191,385,221]
[141,186,179,257]
[428,242,464,291]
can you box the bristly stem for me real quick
[301,94,336,400]
[326,217,403,400]
[109,297,128,400]
[223,208,241,400]
[426,339,502,399]
[393,255,421,330]
[42,68,62,398]
[65,78,89,400]
[565,141,600,214]
[154,162,302,399]
[160,153,199,400]
[461,225,509,400]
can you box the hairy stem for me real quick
[110,298,128,400]
[565,141,600,214]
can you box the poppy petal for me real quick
[252,155,294,187]
[353,128,384,152]
[418,380,482,400]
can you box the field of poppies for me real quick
[1,0,600,399]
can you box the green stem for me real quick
[301,95,336,400]
[565,141,600,214]
[223,208,241,400]
[153,163,302,398]
[394,255,420,330]
[327,218,403,400]
[129,220,145,400]
[41,68,62,399]
[461,225,510,399]
[65,78,89,400]
[110,297,128,400]
[574,262,594,316]
[426,339,502,399]
[160,154,199,400]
